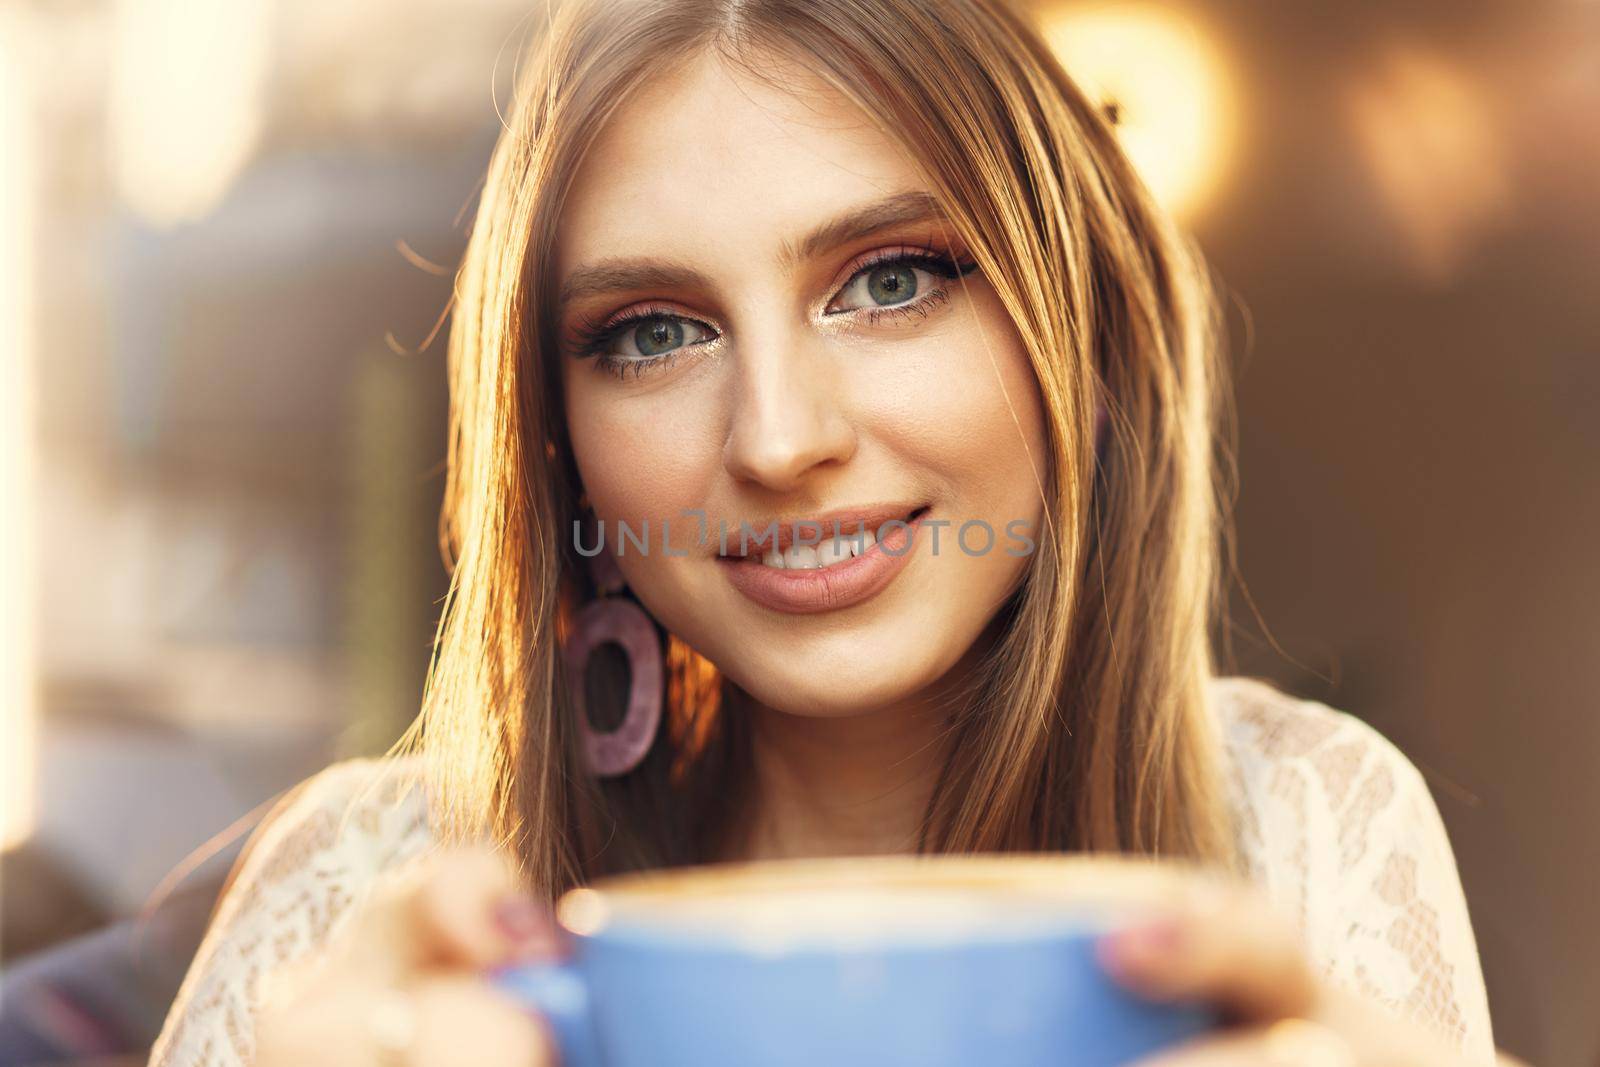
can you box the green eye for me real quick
[633,317,686,356]
[828,253,967,317]
[866,265,918,306]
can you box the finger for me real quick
[255,982,374,1067]
[258,976,557,1067]
[406,973,557,1067]
[342,844,561,977]
[1130,1021,1358,1067]
[1098,876,1320,1022]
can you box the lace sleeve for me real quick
[1216,676,1496,1064]
[147,757,434,1067]
[1324,724,1495,1060]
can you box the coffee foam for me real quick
[559,854,1194,952]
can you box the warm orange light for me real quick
[1342,42,1509,282]
[0,9,39,851]
[1040,3,1239,220]
[109,0,271,225]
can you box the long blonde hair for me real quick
[400,0,1239,898]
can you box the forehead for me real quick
[556,51,927,273]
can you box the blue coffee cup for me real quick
[492,855,1217,1067]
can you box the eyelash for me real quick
[570,249,979,381]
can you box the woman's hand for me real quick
[1098,878,1525,1067]
[253,844,561,1067]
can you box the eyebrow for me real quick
[557,190,947,305]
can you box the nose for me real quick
[721,332,857,493]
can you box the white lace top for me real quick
[147,675,1496,1065]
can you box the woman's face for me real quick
[557,51,1047,718]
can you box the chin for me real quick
[736,681,905,719]
[719,644,956,719]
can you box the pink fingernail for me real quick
[1099,918,1186,973]
[494,896,553,942]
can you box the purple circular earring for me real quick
[564,536,663,778]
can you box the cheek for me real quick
[565,377,721,538]
[864,295,1048,522]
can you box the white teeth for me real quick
[755,531,880,570]
[783,543,820,569]
[816,537,852,567]
[746,520,912,570]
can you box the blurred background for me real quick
[0,0,1594,1063]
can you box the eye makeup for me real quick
[565,244,981,381]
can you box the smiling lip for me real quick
[718,506,929,615]
[714,503,928,558]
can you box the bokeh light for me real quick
[108,0,271,226]
[1342,41,1509,282]
[0,9,38,850]
[1040,3,1238,220]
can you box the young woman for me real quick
[150,1,1509,1064]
